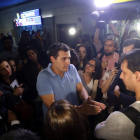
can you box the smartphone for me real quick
[115,62,120,70]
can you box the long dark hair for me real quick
[45,100,90,140]
[84,58,102,80]
[26,46,42,65]
[25,47,44,82]
[75,44,87,70]
[0,58,15,82]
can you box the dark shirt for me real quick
[107,69,136,110]
[0,80,20,110]
[23,61,48,105]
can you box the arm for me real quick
[76,82,88,101]
[109,21,119,37]
[108,69,136,106]
[40,94,55,109]
[107,69,121,105]
[94,28,100,44]
[122,20,133,42]
[36,71,55,109]
[101,68,118,94]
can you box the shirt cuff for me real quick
[11,120,20,126]
[119,92,125,102]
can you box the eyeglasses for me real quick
[86,62,95,68]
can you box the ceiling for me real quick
[0,0,36,11]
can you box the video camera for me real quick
[91,6,114,28]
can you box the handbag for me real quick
[14,99,34,120]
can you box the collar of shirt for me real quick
[47,63,67,79]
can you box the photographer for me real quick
[94,20,119,54]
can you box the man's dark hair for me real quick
[120,49,140,73]
[2,36,12,44]
[122,38,140,49]
[1,129,40,140]
[49,42,70,59]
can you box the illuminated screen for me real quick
[15,16,42,26]
[17,9,40,19]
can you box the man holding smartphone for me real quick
[97,34,120,88]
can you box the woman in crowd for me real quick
[24,47,48,104]
[0,59,24,110]
[75,44,87,70]
[23,47,48,131]
[45,99,90,140]
[78,58,102,100]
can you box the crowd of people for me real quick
[0,19,139,140]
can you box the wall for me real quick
[0,0,138,45]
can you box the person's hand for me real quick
[110,67,119,78]
[77,96,106,115]
[102,61,108,69]
[13,84,24,96]
[87,96,106,110]
[114,85,120,98]
[0,91,3,100]
[8,110,17,123]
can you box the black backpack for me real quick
[120,106,140,139]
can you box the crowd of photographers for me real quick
[0,19,139,140]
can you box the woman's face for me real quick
[85,60,95,73]
[9,60,16,73]
[78,47,86,60]
[27,50,37,62]
[0,61,12,77]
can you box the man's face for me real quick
[123,44,134,54]
[120,61,135,92]
[104,40,116,56]
[4,39,13,51]
[52,50,71,73]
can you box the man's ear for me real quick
[114,47,117,51]
[50,56,55,63]
[135,71,140,82]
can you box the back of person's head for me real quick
[21,30,30,43]
[128,30,138,39]
[104,34,119,50]
[1,129,40,140]
[120,49,140,73]
[49,42,70,59]
[45,100,90,140]
[29,39,44,52]
[122,38,140,49]
[18,43,29,60]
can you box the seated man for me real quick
[36,42,106,120]
[108,38,140,110]
[94,49,140,140]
